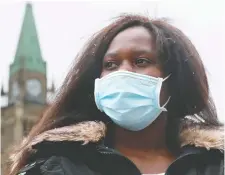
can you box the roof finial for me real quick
[1,83,5,96]
[50,75,55,92]
[51,81,55,92]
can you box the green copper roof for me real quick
[10,3,46,76]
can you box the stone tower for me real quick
[9,3,47,105]
[1,3,54,174]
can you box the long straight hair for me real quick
[9,14,222,175]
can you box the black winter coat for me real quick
[12,121,224,175]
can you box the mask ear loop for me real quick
[161,74,172,112]
[161,97,171,112]
[163,74,171,82]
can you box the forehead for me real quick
[105,26,155,54]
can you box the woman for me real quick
[9,14,223,175]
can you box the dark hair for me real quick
[9,14,222,175]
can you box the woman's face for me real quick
[101,26,163,78]
[101,26,167,106]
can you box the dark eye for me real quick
[103,61,118,70]
[135,58,153,67]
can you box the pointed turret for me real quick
[48,77,55,93]
[1,84,5,96]
[10,3,46,76]
[50,81,55,93]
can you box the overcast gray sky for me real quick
[0,0,224,121]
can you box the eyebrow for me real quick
[104,49,155,58]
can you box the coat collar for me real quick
[9,118,224,174]
[12,119,224,154]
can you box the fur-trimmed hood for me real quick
[9,119,224,174]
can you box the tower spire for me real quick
[10,3,46,76]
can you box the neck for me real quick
[113,114,176,174]
[114,114,168,150]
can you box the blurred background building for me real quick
[1,3,55,174]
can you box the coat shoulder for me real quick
[188,149,224,175]
[196,150,224,175]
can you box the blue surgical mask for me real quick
[94,71,170,131]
